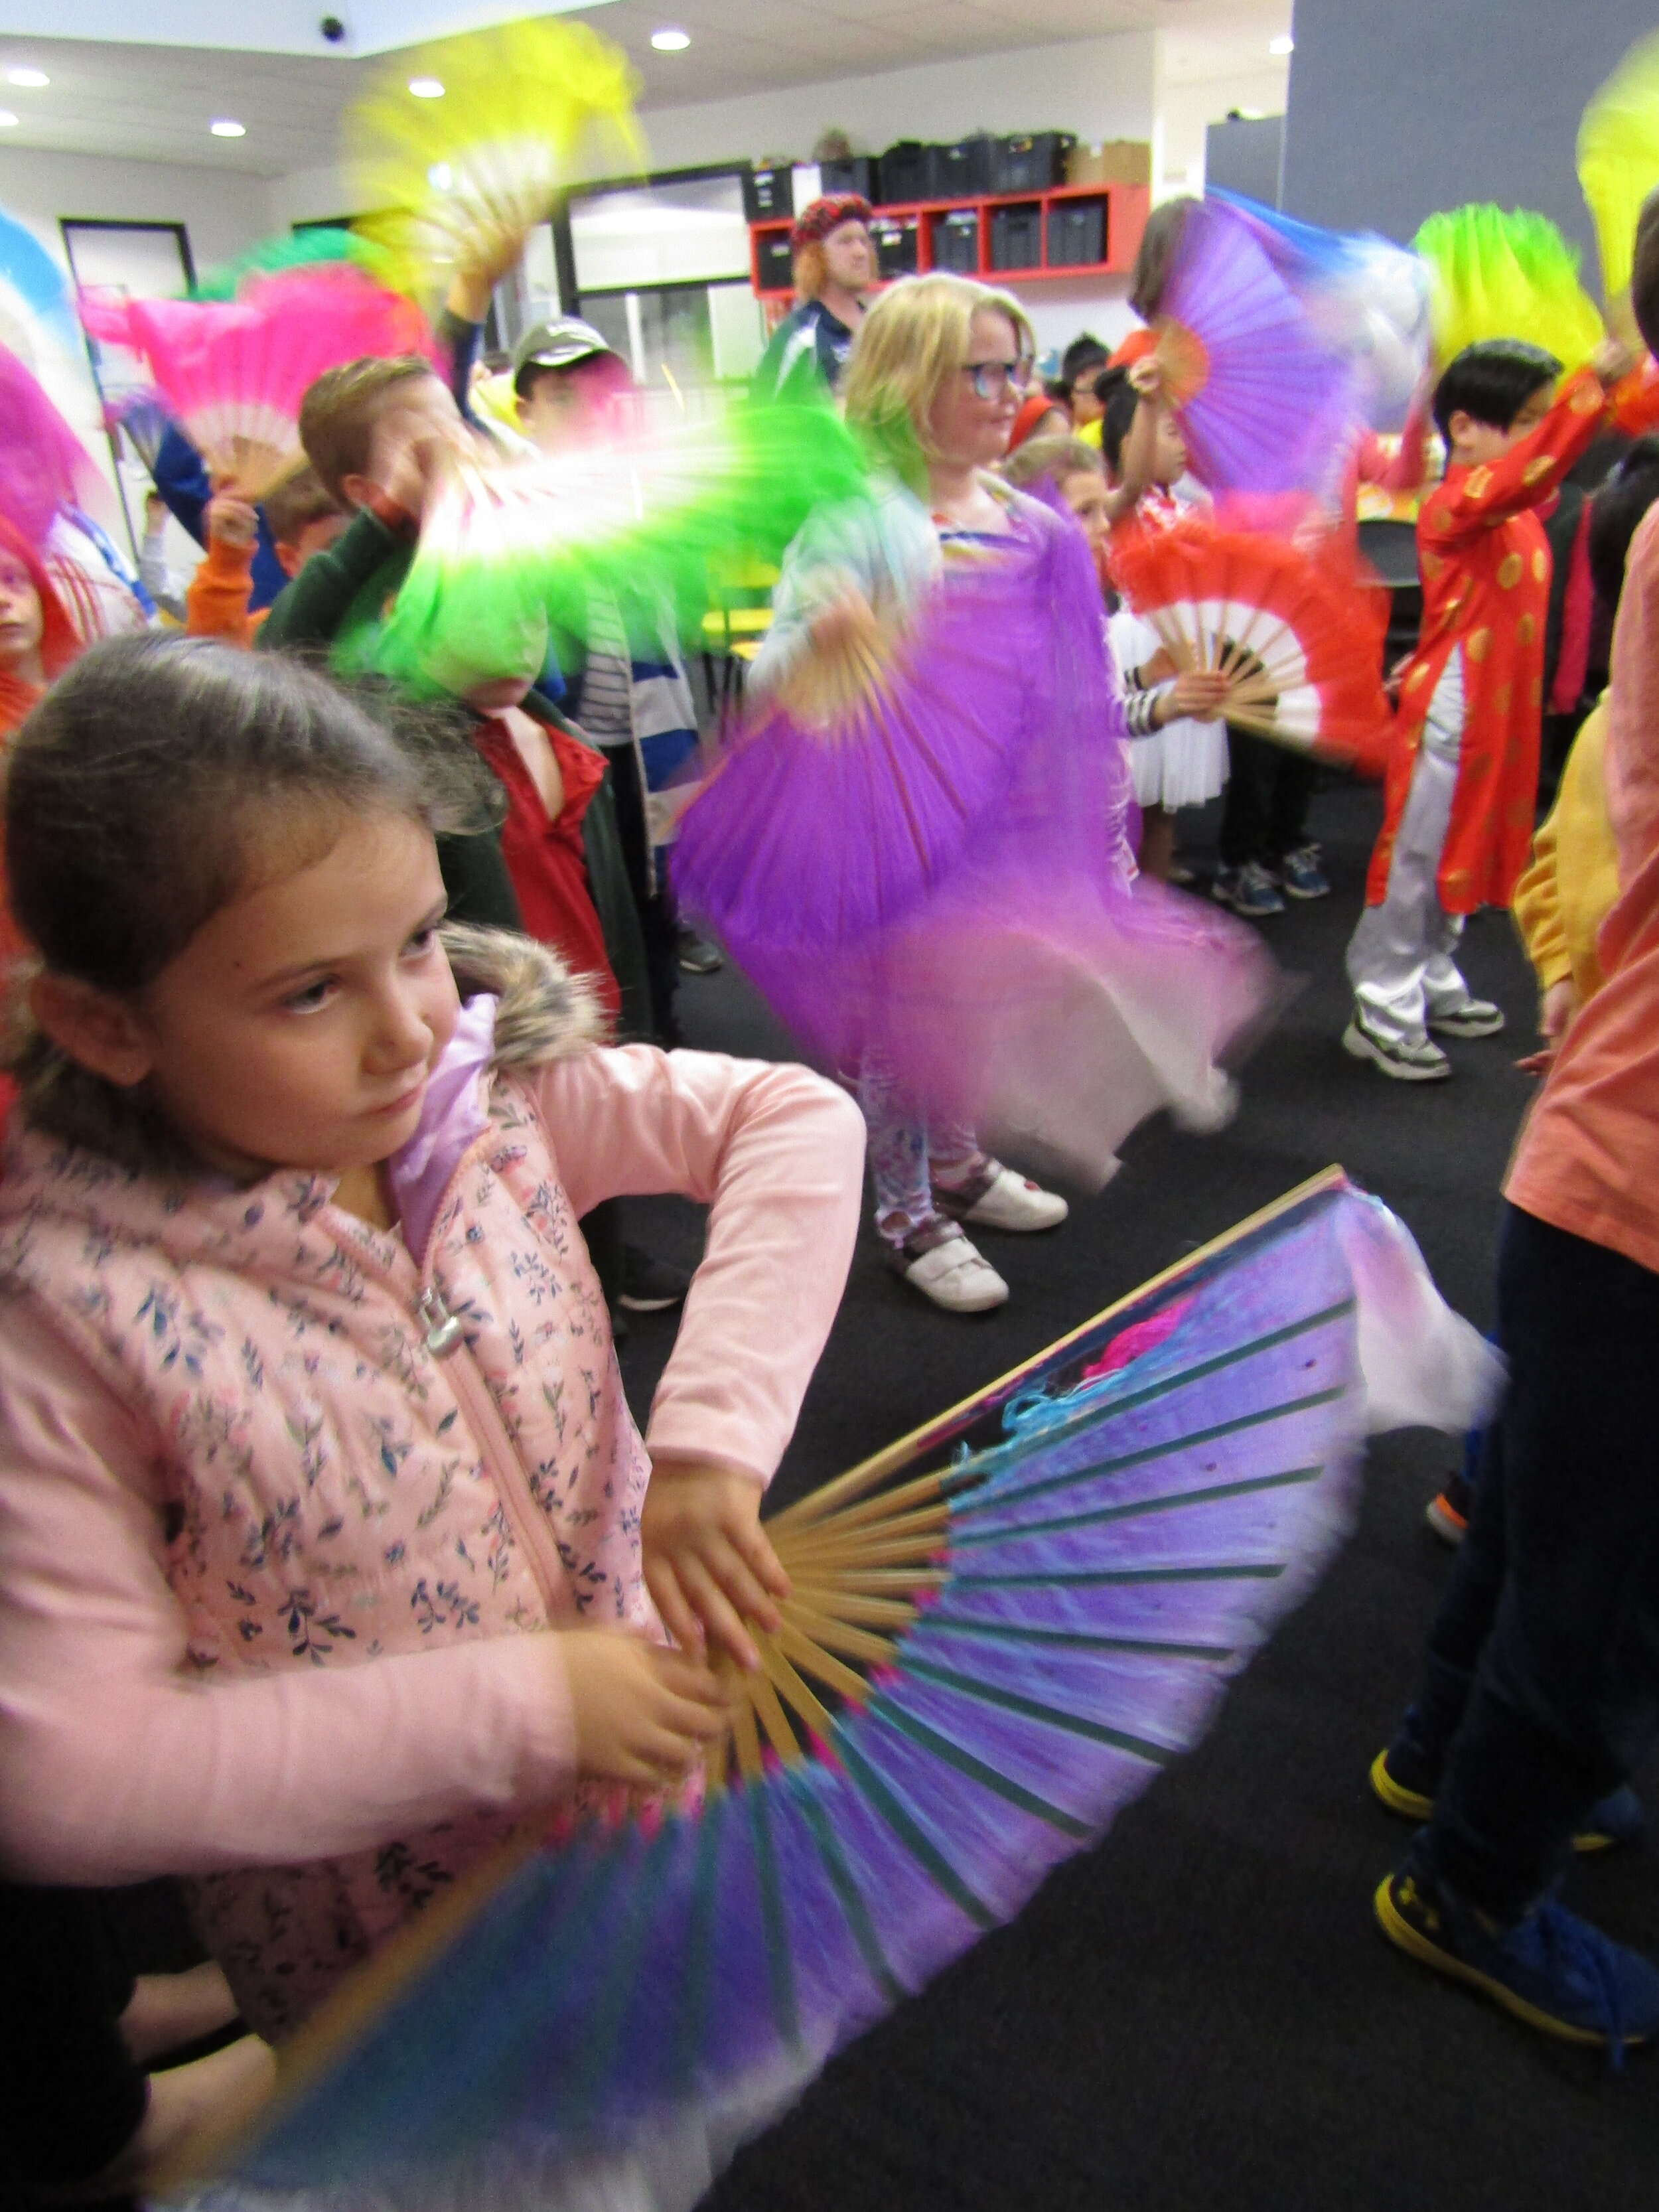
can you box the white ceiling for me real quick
[0,1,1291,180]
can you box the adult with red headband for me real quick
[753,194,877,404]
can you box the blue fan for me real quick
[0,204,79,363]
[166,1171,1489,2212]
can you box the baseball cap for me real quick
[512,317,620,388]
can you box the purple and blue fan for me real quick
[1155,196,1358,496]
[166,1171,1494,2212]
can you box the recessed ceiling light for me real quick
[1269,34,1295,55]
[650,27,691,51]
[210,119,247,137]
[408,76,445,98]
[0,110,17,128]
[428,161,455,191]
[6,68,50,88]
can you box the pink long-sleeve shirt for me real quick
[0,1021,863,2035]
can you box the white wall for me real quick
[640,33,1157,170]
[0,145,275,279]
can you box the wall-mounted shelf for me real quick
[748,182,1149,302]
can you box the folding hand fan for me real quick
[674,496,1271,1183]
[365,401,870,692]
[77,265,435,494]
[162,1171,1496,2212]
[1411,204,1605,369]
[346,18,644,298]
[1208,189,1432,431]
[1111,519,1392,765]
[1579,32,1659,314]
[0,344,109,550]
[1153,196,1355,497]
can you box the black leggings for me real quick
[1218,729,1315,869]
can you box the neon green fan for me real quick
[1413,204,1605,368]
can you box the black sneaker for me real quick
[1376,1848,1659,2049]
[1370,1744,1647,1854]
[618,1245,691,1313]
[676,930,723,976]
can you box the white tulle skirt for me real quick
[1110,608,1230,811]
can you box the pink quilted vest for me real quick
[0,1063,651,2037]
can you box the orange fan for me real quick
[1112,520,1392,763]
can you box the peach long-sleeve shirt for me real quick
[1506,503,1659,1276]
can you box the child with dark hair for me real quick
[1343,336,1629,1080]
[1060,332,1110,431]
[0,634,863,2045]
[1368,206,1659,2049]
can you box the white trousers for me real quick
[1346,675,1479,1049]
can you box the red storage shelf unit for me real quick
[748,182,1149,301]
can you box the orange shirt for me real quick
[185,531,268,648]
[1506,502,1659,1276]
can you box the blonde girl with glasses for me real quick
[746,275,1079,1313]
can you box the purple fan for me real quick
[1158,197,1355,497]
[0,342,105,550]
[674,546,1039,952]
[676,494,1273,1182]
[165,1174,1495,2212]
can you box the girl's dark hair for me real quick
[1587,436,1659,613]
[1059,332,1107,399]
[1129,197,1195,322]
[4,634,502,1167]
[1431,339,1561,445]
[1094,365,1142,477]
[1632,188,1659,359]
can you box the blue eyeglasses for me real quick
[962,356,1035,400]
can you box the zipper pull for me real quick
[417,1285,465,1357]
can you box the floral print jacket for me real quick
[0,938,865,2037]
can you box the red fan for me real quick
[1112,520,1392,764]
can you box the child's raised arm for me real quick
[536,1046,866,1667]
[0,1301,723,1884]
[1425,353,1626,548]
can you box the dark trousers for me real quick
[1218,729,1315,869]
[606,742,682,1049]
[1414,1204,1659,1919]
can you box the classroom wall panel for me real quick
[1281,0,1657,272]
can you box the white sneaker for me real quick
[896,1231,1010,1313]
[1427,999,1505,1039]
[938,1163,1069,1233]
[1342,1015,1451,1082]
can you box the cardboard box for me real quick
[1066,139,1151,188]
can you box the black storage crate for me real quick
[926,134,992,200]
[1045,196,1106,267]
[932,208,981,274]
[870,214,920,277]
[743,165,794,222]
[755,230,796,293]
[988,202,1042,272]
[877,140,930,205]
[817,155,875,201]
[989,131,1077,193]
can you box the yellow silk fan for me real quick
[346,18,646,299]
[1579,31,1659,335]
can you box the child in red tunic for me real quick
[1344,340,1626,1080]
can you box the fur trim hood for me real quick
[2,924,605,1183]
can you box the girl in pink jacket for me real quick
[0,636,865,2040]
